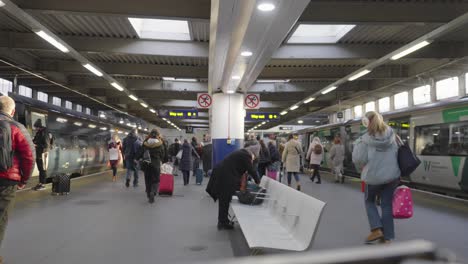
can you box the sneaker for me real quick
[296,185,301,191]
[125,180,130,188]
[365,229,384,244]
[315,181,321,184]
[33,184,45,191]
[217,222,234,230]
[148,195,155,204]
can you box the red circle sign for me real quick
[197,93,212,108]
[244,94,260,109]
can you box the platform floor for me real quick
[1,171,467,263]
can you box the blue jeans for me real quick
[287,172,300,185]
[125,159,139,184]
[365,179,399,240]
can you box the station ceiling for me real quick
[1,0,468,129]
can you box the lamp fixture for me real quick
[128,95,138,101]
[241,51,253,57]
[149,109,156,113]
[304,97,316,104]
[290,105,299,111]
[35,30,69,53]
[298,120,304,124]
[348,69,371,81]
[111,82,124,91]
[280,111,288,115]
[257,3,275,11]
[140,102,148,108]
[391,41,430,60]
[83,64,103,77]
[321,86,337,95]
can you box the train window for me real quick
[436,77,458,100]
[76,104,82,112]
[365,101,375,112]
[448,123,468,156]
[0,78,12,95]
[378,97,390,112]
[37,92,48,103]
[413,85,430,105]
[52,97,61,106]
[65,101,72,109]
[19,85,32,98]
[354,105,363,118]
[416,125,446,156]
[394,91,408,109]
[85,107,91,115]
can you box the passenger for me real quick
[330,136,345,183]
[278,138,287,182]
[122,128,141,188]
[0,96,35,262]
[244,134,260,180]
[282,134,302,191]
[108,134,122,182]
[352,111,400,244]
[257,139,271,178]
[202,134,213,177]
[168,138,181,176]
[32,119,50,190]
[136,129,166,204]
[206,148,260,230]
[306,137,323,184]
[191,137,201,177]
[268,141,281,177]
[180,139,199,185]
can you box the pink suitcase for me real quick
[267,169,277,180]
[392,185,413,219]
[159,173,174,196]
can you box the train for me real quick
[297,98,468,198]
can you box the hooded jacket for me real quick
[179,142,199,171]
[306,138,323,165]
[352,127,400,185]
[122,132,139,160]
[136,137,166,169]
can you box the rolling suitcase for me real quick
[195,168,203,185]
[52,173,71,195]
[159,173,174,195]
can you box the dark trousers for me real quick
[218,194,232,224]
[36,150,47,184]
[258,163,268,178]
[310,164,321,182]
[182,170,190,185]
[144,166,160,196]
[0,186,16,247]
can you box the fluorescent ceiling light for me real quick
[348,69,371,81]
[162,118,167,121]
[35,30,69,53]
[162,77,175,81]
[0,1,5,7]
[99,113,106,118]
[261,121,266,125]
[321,86,337,95]
[227,90,235,94]
[149,109,156,113]
[88,124,97,128]
[100,127,107,130]
[110,129,115,132]
[280,111,288,115]
[232,75,241,80]
[241,51,253,57]
[304,97,315,104]
[128,95,138,101]
[128,18,190,41]
[56,117,67,123]
[257,3,275,11]
[138,125,142,129]
[140,102,148,108]
[288,24,355,44]
[257,79,289,83]
[119,120,124,124]
[83,64,103,77]
[73,122,82,127]
[298,120,304,124]
[144,128,148,131]
[391,40,430,60]
[175,78,197,82]
[290,105,299,111]
[127,122,132,127]
[118,131,123,134]
[433,134,439,136]
[111,82,124,91]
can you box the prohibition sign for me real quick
[244,94,260,109]
[197,93,212,108]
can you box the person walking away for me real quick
[0,96,35,263]
[352,111,400,244]
[206,148,259,230]
[330,136,345,183]
[32,119,50,190]
[122,129,140,188]
[108,134,122,182]
[136,129,166,203]
[268,141,281,179]
[282,134,302,191]
[278,138,287,182]
[191,137,201,177]
[202,135,213,177]
[307,137,324,184]
[257,139,271,178]
[180,139,199,185]
[168,138,181,176]
[244,134,260,180]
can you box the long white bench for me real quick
[230,176,326,252]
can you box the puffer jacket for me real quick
[0,113,35,184]
[352,127,400,185]
[136,137,166,169]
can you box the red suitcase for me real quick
[159,173,174,196]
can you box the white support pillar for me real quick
[458,73,466,97]
[429,78,437,103]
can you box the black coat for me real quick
[268,143,280,162]
[206,149,259,202]
[202,143,212,173]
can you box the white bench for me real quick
[230,176,326,252]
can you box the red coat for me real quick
[0,114,35,184]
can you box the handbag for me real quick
[392,185,414,219]
[140,149,151,170]
[176,149,183,160]
[237,189,266,205]
[395,136,421,177]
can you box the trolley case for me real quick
[52,173,71,195]
[159,173,174,195]
[195,168,204,185]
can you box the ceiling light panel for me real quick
[256,79,290,83]
[348,69,371,81]
[391,41,430,60]
[304,97,315,104]
[321,86,337,95]
[128,18,190,41]
[83,64,103,77]
[288,24,355,44]
[128,95,138,101]
[257,3,275,11]
[35,31,69,53]
[111,82,124,91]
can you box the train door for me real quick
[388,117,410,144]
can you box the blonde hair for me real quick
[112,134,121,143]
[0,96,15,115]
[365,111,387,136]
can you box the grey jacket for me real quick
[329,143,345,167]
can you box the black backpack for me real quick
[0,120,13,172]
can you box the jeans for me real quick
[0,186,16,247]
[287,172,300,185]
[365,179,399,240]
[258,163,268,178]
[218,194,232,224]
[125,159,139,184]
[36,150,47,184]
[182,170,190,185]
[144,166,160,196]
[310,164,321,182]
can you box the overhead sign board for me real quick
[197,93,212,109]
[158,109,199,119]
[337,112,343,119]
[245,112,280,121]
[186,126,194,134]
[244,93,260,109]
[279,126,293,131]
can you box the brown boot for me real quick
[296,185,301,191]
[365,228,384,244]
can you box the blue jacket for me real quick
[352,127,400,185]
[179,142,199,171]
